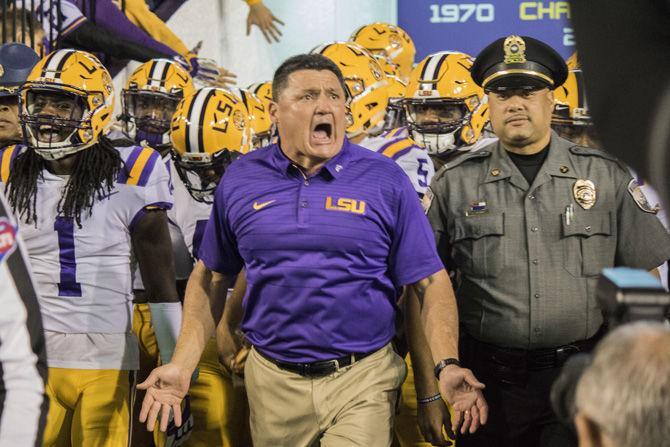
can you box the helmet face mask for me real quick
[21,87,92,160]
[170,87,252,202]
[122,59,195,149]
[173,150,239,203]
[19,49,115,160]
[404,51,489,155]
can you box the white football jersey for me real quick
[171,170,212,259]
[0,144,172,336]
[360,132,435,195]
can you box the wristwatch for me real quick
[434,358,461,380]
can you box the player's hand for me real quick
[164,395,194,447]
[246,1,284,43]
[417,397,455,446]
[137,363,191,432]
[231,345,250,376]
[438,365,488,435]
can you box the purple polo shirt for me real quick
[199,139,443,362]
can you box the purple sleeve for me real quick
[389,172,444,286]
[77,0,179,58]
[198,183,244,276]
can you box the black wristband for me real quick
[434,358,461,380]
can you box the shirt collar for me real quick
[270,137,352,179]
[483,131,578,187]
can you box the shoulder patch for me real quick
[0,144,25,184]
[117,146,160,186]
[627,178,660,214]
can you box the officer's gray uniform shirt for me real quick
[427,134,670,349]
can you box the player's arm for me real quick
[138,260,234,432]
[409,270,487,434]
[131,208,182,365]
[405,286,454,446]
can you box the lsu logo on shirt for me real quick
[325,196,366,215]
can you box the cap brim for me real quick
[485,75,551,92]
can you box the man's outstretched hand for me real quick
[438,365,488,435]
[137,363,191,432]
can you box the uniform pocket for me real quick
[451,213,505,278]
[562,210,613,277]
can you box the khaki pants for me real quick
[245,343,407,447]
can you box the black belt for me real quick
[257,349,375,377]
[464,325,606,371]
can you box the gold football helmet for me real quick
[404,51,488,155]
[350,23,416,82]
[312,41,389,138]
[19,49,114,160]
[552,68,598,147]
[122,58,195,150]
[231,87,273,149]
[247,81,273,112]
[170,87,251,202]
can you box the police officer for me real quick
[424,35,670,447]
[0,43,39,148]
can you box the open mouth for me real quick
[38,124,65,142]
[311,122,333,145]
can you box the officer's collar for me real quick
[482,131,578,187]
[271,137,352,179]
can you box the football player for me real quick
[551,67,599,148]
[350,22,416,82]
[117,57,196,447]
[313,41,434,196]
[401,51,492,170]
[0,49,179,447]
[168,87,253,446]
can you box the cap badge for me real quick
[504,35,527,64]
[573,179,596,210]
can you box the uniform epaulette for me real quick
[434,150,491,181]
[568,145,629,171]
[0,144,26,183]
[116,146,160,186]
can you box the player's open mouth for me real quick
[38,124,62,141]
[311,122,333,145]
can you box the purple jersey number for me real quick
[54,216,82,297]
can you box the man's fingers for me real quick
[146,400,161,432]
[460,410,471,434]
[138,392,154,423]
[136,370,158,390]
[268,26,280,43]
[261,28,271,43]
[159,403,172,432]
[463,370,486,389]
[246,19,252,36]
[172,403,182,427]
[469,405,481,433]
[272,16,285,26]
[477,394,489,425]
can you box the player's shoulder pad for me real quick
[116,145,162,187]
[0,144,27,184]
[434,150,492,182]
[568,145,629,172]
[380,136,421,160]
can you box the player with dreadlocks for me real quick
[0,49,181,447]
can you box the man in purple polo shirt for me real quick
[138,53,488,446]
